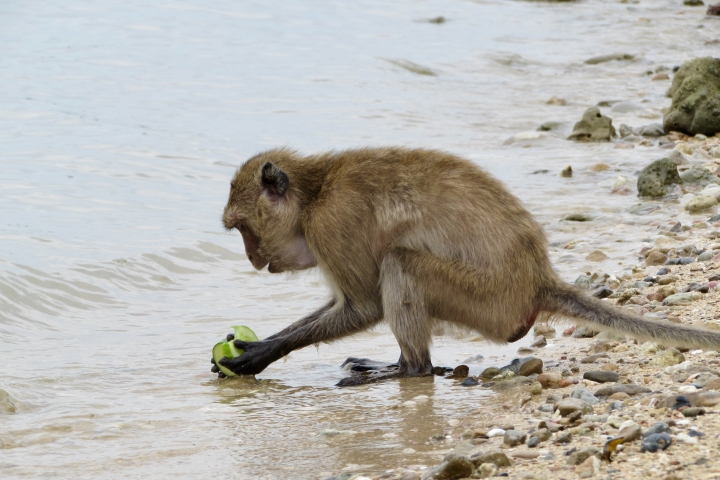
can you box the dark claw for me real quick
[211,357,216,364]
[226,333,235,342]
[218,371,227,379]
[211,364,219,373]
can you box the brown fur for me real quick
[218,147,720,383]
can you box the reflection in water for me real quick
[1,0,718,478]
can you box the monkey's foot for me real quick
[336,370,432,387]
[340,357,399,373]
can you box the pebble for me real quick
[675,433,699,445]
[461,377,479,387]
[682,407,706,417]
[554,431,573,444]
[481,367,501,378]
[537,373,563,388]
[664,361,694,374]
[664,257,696,266]
[580,353,610,364]
[697,391,720,406]
[526,436,540,448]
[640,433,673,453]
[583,371,620,383]
[608,400,624,411]
[503,430,527,447]
[529,381,543,395]
[566,446,602,466]
[571,386,600,405]
[644,422,671,437]
[470,450,511,468]
[650,349,686,367]
[422,454,473,480]
[556,398,594,416]
[617,423,642,442]
[486,429,506,438]
[678,385,698,393]
[591,286,613,299]
[595,384,651,397]
[576,456,601,479]
[474,463,497,478]
[672,395,692,410]
[529,336,547,348]
[531,428,552,443]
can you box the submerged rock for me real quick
[680,165,717,186]
[422,454,473,480]
[585,53,634,65]
[664,57,720,136]
[637,158,682,197]
[568,107,616,141]
[686,195,718,213]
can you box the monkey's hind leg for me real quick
[336,250,435,387]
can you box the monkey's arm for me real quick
[219,300,381,376]
[263,300,335,340]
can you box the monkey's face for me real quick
[223,154,317,274]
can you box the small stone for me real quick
[461,377,479,387]
[568,107,616,141]
[617,423,642,442]
[686,195,718,213]
[672,395,692,410]
[682,407,706,417]
[561,166,573,178]
[422,454,473,480]
[586,250,608,262]
[558,378,575,388]
[547,96,567,106]
[526,436,540,448]
[566,446,602,466]
[646,251,668,266]
[503,430,527,447]
[637,158,682,198]
[662,293,696,306]
[556,397,594,416]
[470,450,511,468]
[594,384,651,397]
[591,286,613,299]
[451,365,469,377]
[576,456,601,479]
[530,336,547,348]
[608,400,624,411]
[481,367,500,378]
[571,386,600,405]
[583,371,620,383]
[475,463,498,478]
[563,213,592,222]
[650,349,686,367]
[572,326,598,338]
[530,428,552,443]
[640,433,672,453]
[554,431,573,444]
[644,422,671,437]
[580,353,610,364]
[537,373,563,389]
[696,391,720,407]
[608,392,630,401]
[529,381,543,395]
[486,429,505,438]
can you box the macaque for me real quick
[213,147,720,386]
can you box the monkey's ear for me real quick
[261,162,289,197]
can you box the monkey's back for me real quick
[303,147,555,341]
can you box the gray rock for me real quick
[566,447,602,466]
[470,450,511,468]
[530,336,547,348]
[662,293,696,306]
[664,57,720,136]
[583,371,620,383]
[421,454,473,480]
[594,384,651,397]
[568,107,616,141]
[503,430,527,447]
[683,407,706,417]
[680,165,717,186]
[619,123,634,137]
[638,123,665,137]
[643,422,671,437]
[572,326,598,338]
[527,436,540,448]
[591,286,613,299]
[481,367,500,378]
[500,357,543,376]
[574,275,592,289]
[637,158,682,197]
[571,386,600,405]
[608,401,624,411]
[640,433,672,453]
[698,251,716,262]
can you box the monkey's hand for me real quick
[218,339,281,376]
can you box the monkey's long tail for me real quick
[543,282,720,351]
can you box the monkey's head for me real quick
[223,149,317,274]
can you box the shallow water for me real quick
[1,0,718,478]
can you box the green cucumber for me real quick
[212,325,259,377]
